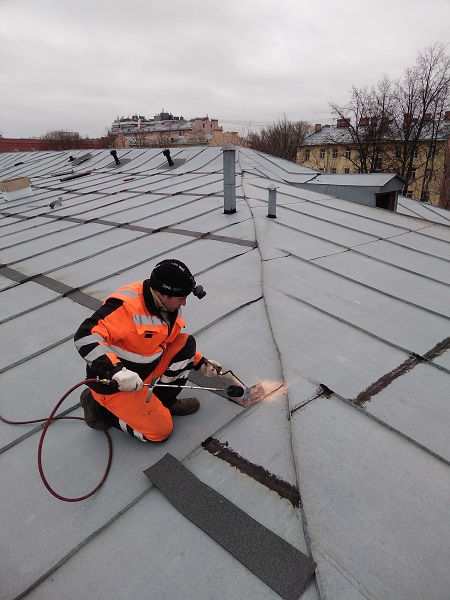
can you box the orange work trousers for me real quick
[91,333,193,442]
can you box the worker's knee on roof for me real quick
[144,419,174,443]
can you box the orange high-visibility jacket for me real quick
[74,280,203,393]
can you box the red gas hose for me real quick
[1,379,113,502]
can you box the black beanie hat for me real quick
[149,259,196,297]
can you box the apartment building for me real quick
[111,110,240,148]
[298,114,450,207]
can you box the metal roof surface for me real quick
[305,172,403,187]
[1,146,450,600]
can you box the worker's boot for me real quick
[169,397,200,416]
[80,388,110,430]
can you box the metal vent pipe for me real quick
[223,142,236,214]
[267,185,277,218]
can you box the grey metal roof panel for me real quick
[266,255,448,356]
[263,286,409,399]
[397,196,450,226]
[365,363,450,461]
[47,233,198,292]
[291,396,450,600]
[0,222,114,265]
[12,228,147,277]
[315,250,450,315]
[309,172,401,186]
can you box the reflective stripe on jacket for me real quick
[74,280,203,392]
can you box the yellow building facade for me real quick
[298,118,450,207]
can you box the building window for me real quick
[320,148,325,159]
[332,148,338,158]
[413,146,418,158]
[410,169,416,180]
[331,167,337,173]
[344,168,350,174]
[425,169,432,181]
[345,149,351,160]
[305,149,310,160]
[395,148,401,159]
[375,158,382,171]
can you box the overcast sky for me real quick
[1,0,449,139]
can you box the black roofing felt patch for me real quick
[144,453,316,600]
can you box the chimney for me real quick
[444,111,450,120]
[359,117,369,126]
[337,118,350,128]
[314,124,322,132]
[423,113,432,121]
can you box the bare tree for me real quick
[330,43,450,199]
[99,130,119,148]
[41,130,85,150]
[246,115,312,162]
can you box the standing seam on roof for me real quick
[241,167,321,598]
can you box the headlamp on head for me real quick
[193,285,206,299]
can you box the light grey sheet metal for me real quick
[259,204,379,248]
[365,363,450,462]
[108,195,207,225]
[46,232,194,291]
[397,197,450,226]
[266,255,450,355]
[263,286,410,399]
[315,196,431,229]
[0,219,78,250]
[0,215,65,238]
[316,250,450,315]
[181,249,262,333]
[386,228,450,258]
[146,173,224,196]
[290,396,450,600]
[0,339,83,447]
[46,191,143,218]
[13,228,146,276]
[136,196,224,230]
[0,222,113,265]
[0,298,89,371]
[0,280,60,322]
[432,351,450,370]
[144,454,316,600]
[254,210,345,261]
[287,197,411,238]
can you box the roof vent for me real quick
[162,149,174,166]
[110,149,121,165]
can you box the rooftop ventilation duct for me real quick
[223,142,236,214]
[110,149,121,165]
[162,149,174,166]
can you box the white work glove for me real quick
[200,359,223,378]
[112,368,144,392]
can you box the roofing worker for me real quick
[74,259,222,442]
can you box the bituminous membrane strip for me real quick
[144,453,316,600]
